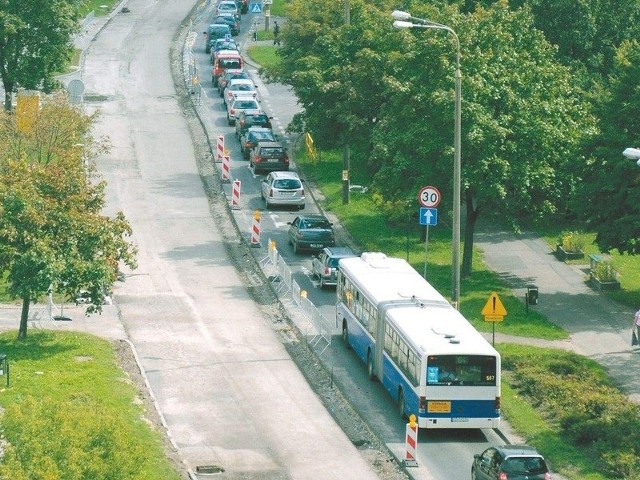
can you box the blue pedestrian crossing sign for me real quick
[250,3,262,13]
[419,208,438,226]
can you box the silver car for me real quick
[311,247,357,288]
[261,171,305,210]
[226,96,261,125]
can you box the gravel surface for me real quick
[110,15,410,480]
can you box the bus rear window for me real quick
[426,355,497,386]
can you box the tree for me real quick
[0,0,79,111]
[576,40,640,254]
[0,94,137,339]
[369,1,595,277]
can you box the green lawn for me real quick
[0,330,182,478]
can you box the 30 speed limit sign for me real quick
[418,186,441,208]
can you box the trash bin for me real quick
[527,285,539,305]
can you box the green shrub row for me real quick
[502,345,640,478]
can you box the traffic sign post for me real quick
[418,186,441,208]
[481,292,508,345]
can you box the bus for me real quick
[336,252,501,429]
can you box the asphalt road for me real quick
[76,0,386,478]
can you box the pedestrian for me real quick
[634,308,640,347]
[273,21,280,46]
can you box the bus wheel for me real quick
[341,323,351,349]
[367,351,376,381]
[397,388,406,419]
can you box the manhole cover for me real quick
[195,465,225,475]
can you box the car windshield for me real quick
[273,179,301,189]
[235,100,258,109]
[328,258,341,268]
[502,457,547,474]
[301,219,331,229]
[248,115,269,125]
[232,84,254,92]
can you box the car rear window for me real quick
[248,115,269,126]
[303,219,331,229]
[235,100,258,108]
[259,147,285,157]
[273,179,301,189]
[502,457,547,474]
[220,59,241,69]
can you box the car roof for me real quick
[269,171,300,179]
[208,23,230,29]
[323,246,356,257]
[297,214,329,221]
[494,445,543,457]
[216,50,241,57]
[228,78,254,85]
[247,126,272,132]
[256,141,282,148]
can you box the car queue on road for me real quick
[194,5,545,480]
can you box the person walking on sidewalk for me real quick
[633,308,640,348]
[273,21,281,45]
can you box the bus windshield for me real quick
[426,355,497,386]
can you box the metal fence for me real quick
[262,239,333,354]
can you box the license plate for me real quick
[427,401,451,413]
[310,244,321,248]
[267,158,279,163]
[451,417,469,422]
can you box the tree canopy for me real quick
[0,0,79,111]
[272,0,596,277]
[0,94,137,339]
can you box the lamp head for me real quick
[622,147,640,160]
[393,20,414,29]
[392,10,411,20]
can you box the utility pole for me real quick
[342,0,351,205]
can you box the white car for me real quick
[216,0,238,17]
[261,171,305,210]
[223,79,258,105]
[226,96,261,125]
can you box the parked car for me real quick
[218,69,250,96]
[226,96,261,126]
[249,141,289,173]
[288,214,336,254]
[471,445,551,480]
[261,171,305,210]
[216,0,238,17]
[223,78,258,105]
[213,14,240,36]
[235,111,272,138]
[236,0,249,14]
[311,247,357,288]
[203,24,232,53]
[212,50,243,85]
[240,126,276,158]
[210,39,239,64]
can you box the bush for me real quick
[592,260,618,282]
[558,230,585,252]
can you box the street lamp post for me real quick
[392,10,461,306]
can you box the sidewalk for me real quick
[476,230,640,404]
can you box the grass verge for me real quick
[0,330,182,479]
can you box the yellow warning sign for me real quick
[481,292,507,322]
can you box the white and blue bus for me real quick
[336,252,501,429]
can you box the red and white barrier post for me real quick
[404,414,418,467]
[216,135,224,162]
[231,179,241,209]
[250,210,261,247]
[221,155,231,182]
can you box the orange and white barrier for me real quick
[216,135,224,162]
[231,179,241,209]
[404,414,418,467]
[250,210,261,247]
[221,155,230,182]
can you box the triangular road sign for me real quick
[481,292,507,316]
[250,3,262,13]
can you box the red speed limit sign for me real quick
[418,186,441,208]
